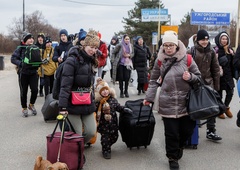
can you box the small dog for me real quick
[34,155,69,170]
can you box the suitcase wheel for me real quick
[144,145,147,149]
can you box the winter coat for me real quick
[187,42,220,90]
[145,40,201,118]
[133,42,151,83]
[111,43,134,84]
[97,41,108,67]
[95,96,124,134]
[233,44,240,78]
[11,45,38,75]
[215,31,235,89]
[58,46,96,115]
[38,46,57,76]
[52,40,73,64]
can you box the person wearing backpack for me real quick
[11,32,39,117]
[52,29,73,65]
[187,29,222,141]
[58,29,99,144]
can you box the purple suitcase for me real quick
[47,117,85,170]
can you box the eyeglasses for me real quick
[163,44,175,49]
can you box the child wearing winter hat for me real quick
[95,78,131,159]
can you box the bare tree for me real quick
[8,10,59,42]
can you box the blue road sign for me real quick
[141,9,168,22]
[191,12,230,25]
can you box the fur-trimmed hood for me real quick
[95,87,117,102]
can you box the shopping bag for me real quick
[129,70,137,88]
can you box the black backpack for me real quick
[19,45,42,68]
[52,55,78,100]
[52,63,64,100]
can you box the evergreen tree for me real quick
[120,0,166,45]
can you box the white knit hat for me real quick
[162,31,178,46]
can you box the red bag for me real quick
[71,91,91,105]
[47,116,85,170]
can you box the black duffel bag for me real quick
[186,78,226,120]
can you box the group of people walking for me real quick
[11,27,240,169]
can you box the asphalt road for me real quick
[1,56,240,170]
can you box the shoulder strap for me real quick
[160,58,177,86]
[191,47,196,59]
[187,54,192,68]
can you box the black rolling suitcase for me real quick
[119,99,155,149]
[41,94,59,122]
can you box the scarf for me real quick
[97,95,110,122]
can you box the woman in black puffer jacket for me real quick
[58,30,99,143]
[132,36,151,95]
[215,31,235,119]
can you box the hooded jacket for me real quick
[214,31,235,89]
[145,40,201,118]
[187,41,220,90]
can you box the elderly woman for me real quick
[58,29,99,143]
[143,31,201,170]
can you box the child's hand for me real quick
[123,108,132,114]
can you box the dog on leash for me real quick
[34,155,69,170]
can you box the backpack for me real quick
[19,45,42,68]
[52,56,78,100]
[52,63,64,100]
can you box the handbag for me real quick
[71,90,92,105]
[186,78,225,120]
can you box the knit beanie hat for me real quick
[45,36,52,43]
[78,28,87,41]
[196,29,209,41]
[136,36,143,41]
[22,32,33,43]
[162,31,178,46]
[95,78,110,96]
[37,33,45,39]
[98,32,101,40]
[83,29,100,48]
[59,29,68,37]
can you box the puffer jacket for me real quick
[133,42,151,84]
[58,46,96,115]
[52,40,73,64]
[11,45,38,75]
[145,40,201,118]
[187,42,220,90]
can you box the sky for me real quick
[0,0,239,42]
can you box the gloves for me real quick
[97,49,102,56]
[42,58,49,64]
[123,107,133,114]
[59,108,68,115]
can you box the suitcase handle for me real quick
[138,102,154,123]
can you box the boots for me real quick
[120,91,124,98]
[225,107,233,118]
[218,114,225,119]
[124,91,129,98]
